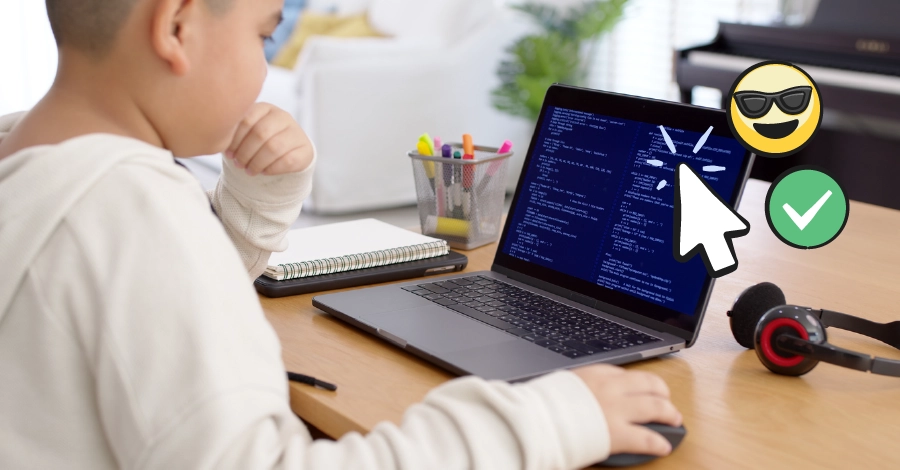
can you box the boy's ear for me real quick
[150,0,198,76]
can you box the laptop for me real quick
[313,84,754,381]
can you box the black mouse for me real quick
[594,423,687,467]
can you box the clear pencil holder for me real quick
[408,144,513,250]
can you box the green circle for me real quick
[765,167,849,249]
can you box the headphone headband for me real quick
[818,310,900,350]
[775,335,900,378]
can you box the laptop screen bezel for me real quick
[491,84,754,346]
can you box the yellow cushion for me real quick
[271,12,384,69]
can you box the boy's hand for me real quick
[573,364,682,457]
[227,103,314,176]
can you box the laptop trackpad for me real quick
[363,305,516,354]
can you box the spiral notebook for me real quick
[263,219,450,281]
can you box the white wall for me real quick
[0,1,58,116]
[0,0,783,117]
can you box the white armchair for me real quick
[260,0,535,214]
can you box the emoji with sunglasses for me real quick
[726,61,822,157]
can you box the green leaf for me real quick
[492,0,629,121]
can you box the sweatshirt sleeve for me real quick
[0,111,27,139]
[139,370,611,470]
[72,153,612,470]
[208,151,316,279]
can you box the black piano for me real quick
[676,0,900,209]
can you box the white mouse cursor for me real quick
[673,163,750,278]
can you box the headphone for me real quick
[728,282,900,376]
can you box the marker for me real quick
[462,188,471,220]
[462,153,475,189]
[462,135,475,194]
[419,133,436,156]
[436,176,446,217]
[476,140,513,195]
[417,140,435,192]
[417,140,433,157]
[441,144,453,216]
[497,140,513,155]
[441,144,453,185]
[452,150,463,218]
[434,136,442,152]
[287,371,337,392]
[462,134,474,158]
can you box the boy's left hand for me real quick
[226,103,314,176]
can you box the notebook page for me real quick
[268,219,441,266]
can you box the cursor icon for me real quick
[673,163,749,278]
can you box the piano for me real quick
[675,0,900,209]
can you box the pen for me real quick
[287,371,337,392]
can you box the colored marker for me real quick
[441,144,453,216]
[434,136,442,152]
[417,140,435,192]
[419,133,436,156]
[436,177,445,217]
[462,153,475,189]
[476,140,513,195]
[441,144,453,185]
[452,150,463,218]
[462,134,474,158]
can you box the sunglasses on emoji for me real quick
[732,86,812,119]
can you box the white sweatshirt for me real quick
[0,113,611,469]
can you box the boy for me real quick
[0,0,682,468]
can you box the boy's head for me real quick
[46,0,284,157]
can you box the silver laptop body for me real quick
[313,85,753,381]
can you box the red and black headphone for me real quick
[727,282,900,376]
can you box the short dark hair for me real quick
[46,0,232,58]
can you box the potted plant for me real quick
[492,0,629,121]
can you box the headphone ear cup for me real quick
[753,306,824,376]
[729,282,787,349]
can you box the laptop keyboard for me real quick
[401,275,660,359]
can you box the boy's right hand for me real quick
[573,364,682,457]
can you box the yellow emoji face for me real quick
[726,62,822,157]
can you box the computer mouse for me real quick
[594,423,687,467]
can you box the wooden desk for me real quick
[261,179,900,468]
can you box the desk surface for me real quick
[261,179,900,468]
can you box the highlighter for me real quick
[425,216,470,238]
[462,134,474,157]
[462,134,475,191]
[476,140,513,195]
[419,133,436,156]
[417,141,435,191]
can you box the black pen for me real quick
[287,371,337,392]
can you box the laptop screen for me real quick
[494,86,752,339]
